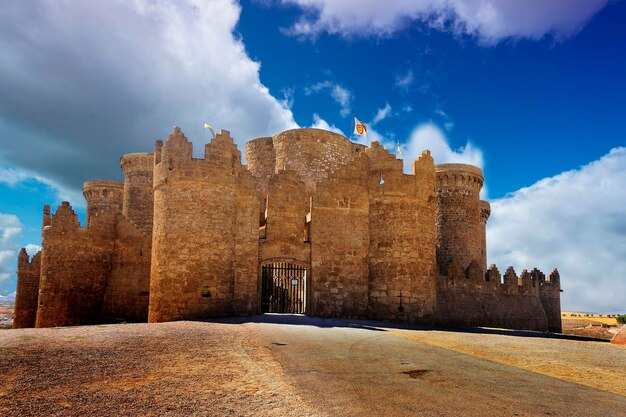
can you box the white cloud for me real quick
[281,0,608,44]
[402,122,483,172]
[0,214,22,285]
[395,70,414,90]
[371,103,392,125]
[0,165,84,206]
[0,0,298,201]
[310,113,345,135]
[305,81,352,117]
[25,244,42,256]
[487,148,626,312]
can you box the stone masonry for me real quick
[14,127,562,332]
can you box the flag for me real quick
[353,117,367,136]
[203,122,216,138]
[396,142,403,157]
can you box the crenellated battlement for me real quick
[120,153,154,174]
[438,259,557,298]
[479,200,491,223]
[49,201,81,230]
[435,163,484,196]
[18,248,41,268]
[161,126,193,166]
[83,180,124,225]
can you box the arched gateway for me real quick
[260,261,307,314]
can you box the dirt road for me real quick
[1,315,625,416]
[240,315,626,417]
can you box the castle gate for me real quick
[261,262,307,314]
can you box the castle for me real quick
[13,127,562,332]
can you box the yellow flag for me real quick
[203,122,216,138]
[397,142,403,157]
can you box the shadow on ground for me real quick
[199,314,609,342]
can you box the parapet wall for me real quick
[435,262,560,331]
[13,249,41,328]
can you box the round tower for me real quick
[272,128,359,191]
[120,153,154,233]
[82,180,124,225]
[435,163,489,272]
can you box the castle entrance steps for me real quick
[261,263,306,314]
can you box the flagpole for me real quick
[350,110,355,140]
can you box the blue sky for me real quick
[0,0,624,312]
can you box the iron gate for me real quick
[261,263,306,314]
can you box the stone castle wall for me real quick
[435,263,556,331]
[36,203,118,327]
[310,155,370,318]
[103,214,152,323]
[13,249,41,328]
[14,126,561,333]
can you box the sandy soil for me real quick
[390,327,626,397]
[2,317,625,416]
[0,322,321,416]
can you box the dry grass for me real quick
[561,312,620,326]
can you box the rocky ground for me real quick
[1,316,625,416]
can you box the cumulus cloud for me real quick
[310,113,345,136]
[305,81,353,117]
[281,0,608,44]
[402,122,483,171]
[0,214,22,285]
[487,148,626,312]
[371,103,392,125]
[0,0,297,202]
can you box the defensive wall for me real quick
[14,126,561,332]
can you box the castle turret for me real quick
[120,153,154,234]
[435,163,489,272]
[82,180,124,226]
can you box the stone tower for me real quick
[82,180,124,226]
[148,127,259,323]
[120,153,155,233]
[435,163,490,272]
